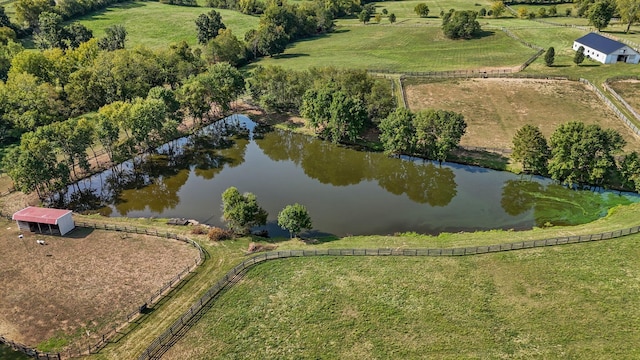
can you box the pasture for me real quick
[0,218,199,352]
[405,78,640,151]
[161,208,640,359]
[76,1,258,49]
[610,80,640,113]
[251,25,535,72]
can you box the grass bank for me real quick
[157,203,640,359]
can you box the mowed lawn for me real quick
[162,235,640,359]
[252,25,535,72]
[76,2,258,49]
[405,78,640,151]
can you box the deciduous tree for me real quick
[512,124,549,174]
[588,0,616,30]
[379,108,415,156]
[195,10,226,45]
[442,10,481,39]
[414,3,429,17]
[490,1,506,17]
[221,186,268,235]
[97,24,127,51]
[414,109,467,164]
[616,0,640,33]
[548,121,625,187]
[277,203,312,238]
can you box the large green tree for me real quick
[545,47,555,67]
[221,186,268,235]
[277,203,312,238]
[256,23,289,57]
[379,108,415,156]
[97,25,127,51]
[588,0,616,30]
[616,0,640,33]
[4,131,70,199]
[195,10,226,45]
[414,3,430,17]
[574,45,585,65]
[414,109,467,164]
[511,124,550,174]
[548,121,625,187]
[205,28,244,66]
[442,10,481,39]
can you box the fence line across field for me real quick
[579,78,640,137]
[138,224,640,360]
[603,76,640,124]
[0,222,205,360]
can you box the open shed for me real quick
[12,207,75,236]
[573,33,640,64]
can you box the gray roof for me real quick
[575,33,625,54]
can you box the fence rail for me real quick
[603,76,640,124]
[0,223,205,360]
[138,224,640,360]
[579,78,640,137]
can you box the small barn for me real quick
[12,207,75,236]
[573,33,640,64]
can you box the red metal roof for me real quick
[12,207,72,225]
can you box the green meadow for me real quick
[159,203,640,359]
[76,1,258,48]
[251,24,535,71]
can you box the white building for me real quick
[13,207,75,236]
[573,33,640,64]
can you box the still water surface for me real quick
[57,115,638,237]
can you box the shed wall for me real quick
[57,214,75,236]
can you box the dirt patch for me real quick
[0,219,199,350]
[405,78,640,152]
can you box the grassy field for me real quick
[0,217,199,352]
[610,80,640,112]
[404,78,640,151]
[76,1,258,49]
[250,24,535,72]
[158,203,640,359]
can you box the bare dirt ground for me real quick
[405,78,640,151]
[0,218,199,350]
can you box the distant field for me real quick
[405,78,640,151]
[610,80,640,114]
[76,2,258,48]
[251,25,535,72]
[163,235,640,359]
[371,0,491,19]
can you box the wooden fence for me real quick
[137,224,640,360]
[579,78,640,137]
[603,76,640,124]
[0,223,205,360]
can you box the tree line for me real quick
[512,122,640,191]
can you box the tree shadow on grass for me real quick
[473,30,496,39]
[274,53,310,59]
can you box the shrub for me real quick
[208,227,233,241]
[190,226,208,235]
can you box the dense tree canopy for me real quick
[548,121,625,187]
[195,10,226,45]
[588,0,616,30]
[442,10,481,39]
[617,0,640,33]
[277,203,312,238]
[414,3,430,17]
[221,186,268,234]
[512,124,550,174]
[379,108,415,156]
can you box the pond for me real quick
[55,114,638,237]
